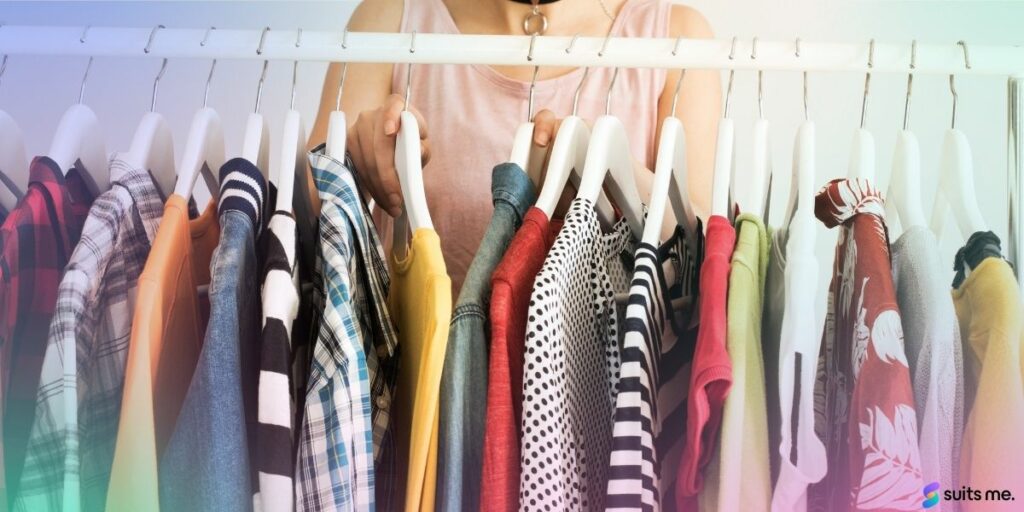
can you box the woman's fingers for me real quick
[372,105,404,217]
[532,109,560,147]
[381,94,407,136]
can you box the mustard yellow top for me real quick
[389,228,452,512]
[952,257,1024,511]
[105,197,219,512]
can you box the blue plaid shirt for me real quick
[296,146,399,511]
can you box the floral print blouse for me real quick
[808,179,924,512]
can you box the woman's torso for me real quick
[379,0,671,293]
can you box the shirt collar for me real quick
[814,178,887,228]
[490,163,536,224]
[28,156,67,187]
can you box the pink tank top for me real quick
[380,0,671,293]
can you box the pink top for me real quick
[378,0,671,293]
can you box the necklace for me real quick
[510,0,616,35]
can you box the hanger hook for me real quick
[950,40,969,129]
[605,67,620,115]
[527,33,540,121]
[566,33,580,54]
[723,36,737,118]
[257,26,270,56]
[201,26,215,47]
[796,37,808,120]
[254,60,268,113]
[288,29,302,110]
[204,59,217,108]
[201,27,216,108]
[403,31,416,113]
[672,35,684,57]
[150,58,168,112]
[751,36,764,119]
[903,39,916,130]
[572,67,590,116]
[78,27,92,104]
[336,24,351,112]
[860,38,874,129]
[669,37,686,115]
[598,32,613,57]
[144,24,164,54]
[0,55,7,90]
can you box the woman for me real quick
[310,0,721,293]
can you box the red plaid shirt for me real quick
[0,157,94,503]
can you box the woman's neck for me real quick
[443,0,626,36]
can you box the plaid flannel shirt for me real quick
[0,157,94,508]
[12,159,162,512]
[296,147,398,511]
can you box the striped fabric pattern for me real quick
[218,159,266,234]
[253,212,301,512]
[606,225,702,512]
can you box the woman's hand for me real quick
[347,93,431,217]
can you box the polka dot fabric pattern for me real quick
[519,198,636,512]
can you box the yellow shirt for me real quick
[700,214,772,512]
[388,228,452,512]
[105,197,219,512]
[953,257,1024,511]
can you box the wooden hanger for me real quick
[174,50,224,200]
[48,52,109,196]
[536,63,615,227]
[275,42,307,213]
[743,37,771,219]
[930,41,987,239]
[848,40,876,183]
[711,37,738,220]
[125,30,176,198]
[509,35,548,186]
[392,32,434,256]
[886,40,927,233]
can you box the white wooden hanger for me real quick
[326,27,350,161]
[509,35,548,185]
[886,41,927,232]
[576,38,645,237]
[174,47,224,200]
[48,29,109,196]
[711,37,738,220]
[930,41,987,238]
[125,28,176,197]
[785,40,816,234]
[0,55,27,210]
[743,37,771,220]
[392,32,434,255]
[848,40,876,183]
[536,61,615,227]
[275,44,307,213]
[242,27,273,181]
[642,40,698,247]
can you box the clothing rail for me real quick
[1,25,1023,284]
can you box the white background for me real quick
[1,0,1022,298]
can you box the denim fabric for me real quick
[159,158,266,512]
[437,163,535,512]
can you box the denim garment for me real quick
[436,163,535,512]
[158,158,267,512]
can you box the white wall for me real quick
[1,1,1021,296]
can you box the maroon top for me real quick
[809,179,923,512]
[675,214,735,512]
[479,207,561,512]
[0,157,95,500]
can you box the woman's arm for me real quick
[309,0,430,217]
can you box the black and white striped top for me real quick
[606,223,703,512]
[253,211,301,512]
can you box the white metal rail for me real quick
[1,25,1023,281]
[0,26,1021,74]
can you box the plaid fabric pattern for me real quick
[295,147,398,511]
[0,157,95,508]
[12,159,161,512]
